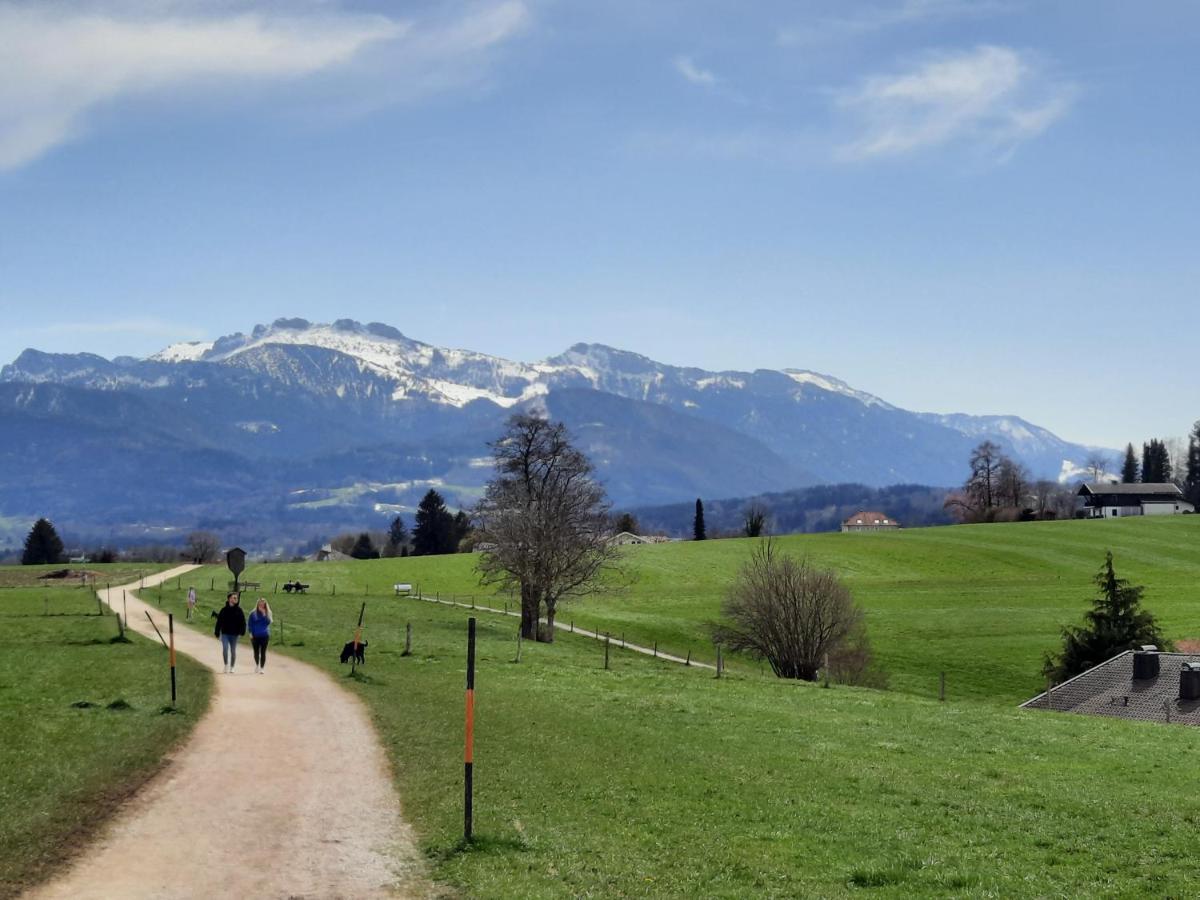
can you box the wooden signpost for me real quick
[226,547,246,594]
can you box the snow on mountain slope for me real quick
[1,317,1105,488]
[152,340,215,362]
[783,370,892,409]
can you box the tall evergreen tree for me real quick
[22,518,65,565]
[1121,443,1139,483]
[386,515,408,553]
[1047,551,1169,681]
[350,532,379,559]
[1185,421,1200,508]
[452,510,471,549]
[411,489,456,556]
[1141,439,1171,483]
[693,498,706,541]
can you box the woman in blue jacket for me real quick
[248,598,273,674]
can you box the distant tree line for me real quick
[944,441,1079,524]
[1113,421,1200,507]
[632,484,953,538]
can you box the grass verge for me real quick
[0,586,211,897]
[157,575,1200,897]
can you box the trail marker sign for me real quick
[226,547,246,593]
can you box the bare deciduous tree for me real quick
[1084,452,1111,483]
[996,457,1030,510]
[474,413,619,642]
[184,531,220,564]
[742,502,768,538]
[713,539,866,681]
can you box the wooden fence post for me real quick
[939,671,946,702]
[716,645,723,679]
[604,634,610,670]
[404,622,412,656]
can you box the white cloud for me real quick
[673,55,718,88]
[779,0,1012,46]
[0,1,529,170]
[835,45,1076,160]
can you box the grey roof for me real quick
[1078,482,1183,497]
[1021,651,1200,726]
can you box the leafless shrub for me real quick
[713,539,872,682]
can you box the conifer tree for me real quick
[1141,439,1171,483]
[1047,551,1169,681]
[22,518,64,565]
[411,489,456,556]
[693,498,706,541]
[1121,443,1139,483]
[350,532,378,559]
[1185,421,1200,507]
[386,515,408,553]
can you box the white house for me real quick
[1076,483,1194,519]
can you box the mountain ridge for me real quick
[0,317,1108,544]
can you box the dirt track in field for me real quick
[27,564,433,900]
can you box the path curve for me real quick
[27,565,431,900]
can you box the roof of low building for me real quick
[1078,482,1183,497]
[841,510,898,527]
[1021,650,1200,726]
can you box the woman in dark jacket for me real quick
[214,592,246,673]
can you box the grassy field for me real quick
[0,562,171,589]
[0,584,211,898]
[153,569,1200,897]
[181,516,1200,704]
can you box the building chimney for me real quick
[1180,663,1200,702]
[1132,646,1160,680]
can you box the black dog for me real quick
[339,640,367,665]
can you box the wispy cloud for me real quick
[834,45,1076,161]
[0,1,529,170]
[673,55,718,88]
[779,0,1013,46]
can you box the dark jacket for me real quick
[214,604,246,637]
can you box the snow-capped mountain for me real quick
[0,317,1106,539]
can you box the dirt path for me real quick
[28,565,432,900]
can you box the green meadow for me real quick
[0,582,211,898]
[181,515,1200,704]
[145,516,1200,897]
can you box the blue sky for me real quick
[1,0,1197,449]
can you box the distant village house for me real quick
[1076,483,1194,519]
[609,532,672,546]
[841,511,900,533]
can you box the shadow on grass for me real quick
[429,833,531,863]
[346,670,385,686]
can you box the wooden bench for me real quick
[393,583,413,596]
[282,581,309,594]
[229,581,262,591]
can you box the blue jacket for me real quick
[247,610,271,638]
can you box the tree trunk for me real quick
[538,602,556,643]
[519,582,538,640]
